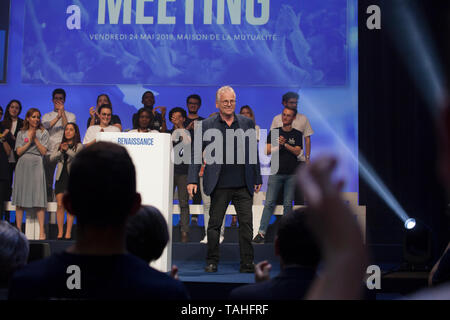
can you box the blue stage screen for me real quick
[22,0,347,87]
[0,30,4,82]
[0,0,359,192]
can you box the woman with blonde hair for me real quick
[12,108,49,239]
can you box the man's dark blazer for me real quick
[187,113,262,196]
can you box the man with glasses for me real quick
[184,94,205,130]
[187,86,262,273]
[42,89,76,201]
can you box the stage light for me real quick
[301,96,413,227]
[404,218,416,230]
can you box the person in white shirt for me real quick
[41,89,76,201]
[270,92,313,164]
[83,104,120,146]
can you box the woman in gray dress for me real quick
[12,108,49,240]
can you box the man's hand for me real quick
[278,136,286,146]
[2,129,10,137]
[187,184,197,198]
[186,121,196,131]
[170,265,179,280]
[154,106,167,116]
[28,128,36,141]
[254,184,262,193]
[254,260,272,283]
[61,142,69,152]
[171,116,183,129]
[89,106,97,118]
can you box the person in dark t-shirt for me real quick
[253,107,303,244]
[183,94,205,224]
[169,107,192,243]
[132,91,167,132]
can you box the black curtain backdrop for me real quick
[358,0,449,263]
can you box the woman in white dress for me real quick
[12,108,49,239]
[83,104,120,146]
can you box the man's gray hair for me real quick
[216,85,236,102]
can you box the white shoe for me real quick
[200,236,207,244]
[219,235,224,244]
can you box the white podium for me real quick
[98,132,174,272]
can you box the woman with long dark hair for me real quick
[49,122,83,240]
[12,108,49,239]
[1,100,24,199]
[0,121,12,222]
[87,94,122,131]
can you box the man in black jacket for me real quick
[187,85,262,273]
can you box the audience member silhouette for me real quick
[8,142,189,300]
[298,156,368,300]
[0,221,29,300]
[126,205,169,263]
[229,208,320,300]
[126,205,180,280]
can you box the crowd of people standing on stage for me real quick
[0,87,314,244]
[0,84,449,301]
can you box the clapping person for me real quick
[132,91,167,132]
[169,107,192,242]
[87,94,122,131]
[49,123,83,240]
[1,100,24,200]
[128,108,158,133]
[83,104,120,146]
[9,142,189,300]
[42,89,76,201]
[0,122,12,221]
[12,108,49,240]
[126,205,181,280]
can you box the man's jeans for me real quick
[258,174,296,234]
